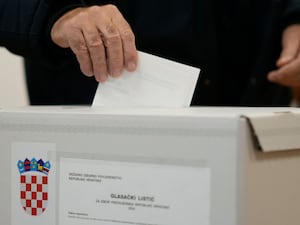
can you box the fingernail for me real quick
[83,70,93,77]
[95,76,101,83]
[127,62,136,71]
[100,76,108,83]
[112,69,122,77]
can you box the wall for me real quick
[0,47,28,107]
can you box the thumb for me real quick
[277,25,300,67]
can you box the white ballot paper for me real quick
[59,158,210,225]
[92,51,200,107]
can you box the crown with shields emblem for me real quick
[17,158,51,216]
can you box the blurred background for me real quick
[0,47,28,107]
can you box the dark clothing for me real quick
[119,0,300,106]
[2,0,300,106]
[0,0,51,58]
[0,0,82,59]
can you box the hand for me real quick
[268,24,300,88]
[51,4,138,82]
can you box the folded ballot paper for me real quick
[92,51,200,107]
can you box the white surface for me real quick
[2,107,300,153]
[93,51,200,107]
[1,107,300,225]
[59,158,210,225]
[0,107,241,225]
[0,48,28,106]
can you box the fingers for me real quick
[99,21,123,77]
[268,25,300,88]
[94,4,137,75]
[68,29,94,77]
[50,5,138,82]
[277,25,300,67]
[112,12,137,72]
[82,24,108,82]
[268,55,300,87]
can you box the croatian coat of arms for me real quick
[17,158,51,216]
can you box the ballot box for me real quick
[1,106,300,225]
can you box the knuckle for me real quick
[104,4,118,12]
[91,4,118,18]
[87,38,103,49]
[105,23,118,35]
[87,5,100,16]
[67,18,85,30]
[73,41,88,54]
[121,28,135,42]
[105,33,121,46]
[51,30,63,45]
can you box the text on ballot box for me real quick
[59,158,210,225]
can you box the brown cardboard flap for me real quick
[242,111,300,152]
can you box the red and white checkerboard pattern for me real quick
[20,174,48,216]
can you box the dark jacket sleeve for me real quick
[0,0,86,64]
[282,0,300,26]
[0,0,52,57]
[0,0,120,65]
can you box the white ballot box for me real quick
[1,107,300,225]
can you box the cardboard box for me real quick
[0,106,300,225]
